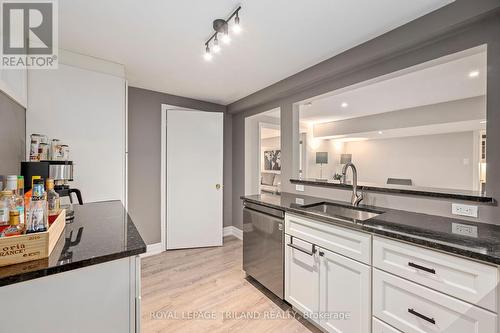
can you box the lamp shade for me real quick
[316,152,328,164]
[340,154,352,164]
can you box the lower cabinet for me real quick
[285,234,371,333]
[373,268,497,333]
[320,248,371,333]
[284,234,320,316]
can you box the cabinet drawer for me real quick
[373,236,498,312]
[373,318,402,333]
[285,214,371,264]
[373,269,497,333]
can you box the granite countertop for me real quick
[290,178,494,203]
[0,200,146,287]
[242,192,500,265]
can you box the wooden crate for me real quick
[0,209,66,267]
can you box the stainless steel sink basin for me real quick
[301,202,382,222]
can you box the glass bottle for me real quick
[2,210,23,237]
[15,176,25,228]
[46,178,60,216]
[0,190,13,234]
[5,175,17,192]
[26,179,48,233]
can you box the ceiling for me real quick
[58,0,454,105]
[299,47,487,124]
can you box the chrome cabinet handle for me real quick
[408,262,436,274]
[216,184,223,190]
[287,236,316,256]
[408,308,435,324]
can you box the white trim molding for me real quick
[140,243,164,258]
[223,226,243,240]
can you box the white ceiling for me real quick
[58,0,454,105]
[299,47,487,124]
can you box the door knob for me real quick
[216,184,223,190]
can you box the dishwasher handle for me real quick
[287,236,316,256]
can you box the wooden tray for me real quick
[0,209,66,267]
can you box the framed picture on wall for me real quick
[264,150,281,171]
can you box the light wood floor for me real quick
[141,236,321,333]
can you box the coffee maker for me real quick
[21,160,83,220]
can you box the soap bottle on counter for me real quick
[26,179,48,233]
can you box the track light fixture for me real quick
[203,6,242,61]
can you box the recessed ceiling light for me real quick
[469,70,480,78]
[341,102,348,108]
[378,131,383,134]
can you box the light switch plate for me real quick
[452,203,478,218]
[295,184,305,192]
[452,222,478,237]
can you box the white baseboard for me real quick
[140,242,164,258]
[223,226,243,240]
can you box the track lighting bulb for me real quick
[213,35,221,53]
[204,46,212,61]
[222,32,231,44]
[232,14,241,34]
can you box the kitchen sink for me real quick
[301,202,382,222]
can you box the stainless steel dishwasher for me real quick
[243,201,285,299]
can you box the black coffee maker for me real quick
[21,161,83,220]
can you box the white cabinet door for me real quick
[319,248,371,333]
[285,234,320,317]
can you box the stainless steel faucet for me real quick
[342,162,363,206]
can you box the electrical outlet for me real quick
[295,184,305,192]
[452,222,478,237]
[452,203,478,218]
[295,198,305,205]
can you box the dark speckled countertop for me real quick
[242,192,500,265]
[0,201,146,287]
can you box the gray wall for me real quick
[0,90,25,176]
[128,87,229,245]
[229,2,500,229]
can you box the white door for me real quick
[319,247,371,333]
[285,234,320,318]
[166,108,223,249]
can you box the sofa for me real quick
[260,172,281,194]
